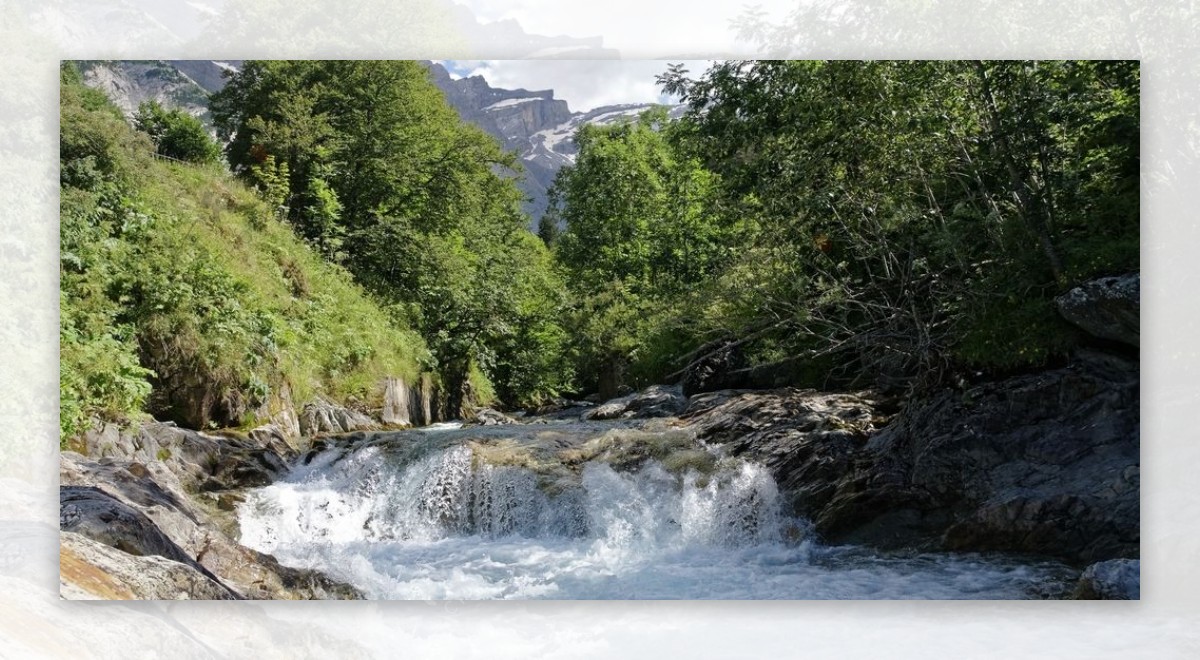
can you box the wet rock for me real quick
[815,350,1139,563]
[472,407,517,425]
[1056,273,1140,347]
[60,485,205,570]
[60,531,240,600]
[583,385,688,421]
[216,492,244,511]
[1071,558,1140,599]
[253,381,301,439]
[681,388,886,517]
[299,397,377,436]
[60,449,361,600]
[380,375,437,427]
[525,397,590,416]
[80,421,296,492]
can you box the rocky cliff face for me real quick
[77,60,229,122]
[424,61,683,224]
[815,349,1139,563]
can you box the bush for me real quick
[60,63,432,443]
[134,101,221,164]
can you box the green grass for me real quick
[137,159,431,403]
[60,66,436,443]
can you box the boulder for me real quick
[299,397,376,436]
[524,398,596,423]
[80,421,296,492]
[814,350,1139,563]
[60,485,204,570]
[1071,558,1140,599]
[380,376,437,427]
[583,385,688,421]
[681,388,886,517]
[60,451,361,600]
[472,407,518,426]
[525,397,588,416]
[253,381,301,439]
[60,531,239,600]
[1056,273,1140,347]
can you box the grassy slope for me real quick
[61,71,433,443]
[139,159,432,401]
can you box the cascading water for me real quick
[237,421,1073,599]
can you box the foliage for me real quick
[60,63,429,443]
[133,101,221,163]
[549,60,1138,395]
[63,56,1138,435]
[549,109,742,394]
[654,60,1138,387]
[211,60,575,406]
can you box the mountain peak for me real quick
[424,61,678,226]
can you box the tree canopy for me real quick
[211,60,574,408]
[549,60,1139,393]
[62,57,1138,443]
[133,101,221,163]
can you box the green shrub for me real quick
[134,100,221,163]
[60,62,432,444]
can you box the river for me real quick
[236,417,1074,599]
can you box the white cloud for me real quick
[445,59,713,112]
[455,0,798,56]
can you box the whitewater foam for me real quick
[237,432,1072,599]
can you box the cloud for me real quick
[444,59,713,111]
[454,0,798,56]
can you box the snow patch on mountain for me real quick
[426,61,683,226]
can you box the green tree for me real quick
[549,108,736,394]
[133,101,221,163]
[654,59,1139,387]
[211,60,575,407]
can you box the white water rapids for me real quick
[237,421,1072,599]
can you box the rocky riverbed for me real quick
[61,270,1141,599]
[60,347,1137,599]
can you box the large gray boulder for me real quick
[1072,559,1140,599]
[471,407,518,425]
[299,397,377,436]
[681,388,887,517]
[60,531,239,600]
[814,350,1139,563]
[583,385,688,421]
[60,450,362,600]
[380,375,438,427]
[60,485,241,597]
[60,485,206,568]
[81,420,295,492]
[1056,273,1140,347]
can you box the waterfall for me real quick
[239,442,784,552]
[237,426,1073,599]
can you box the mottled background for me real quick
[1,0,1196,657]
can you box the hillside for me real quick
[77,59,680,226]
[60,63,434,443]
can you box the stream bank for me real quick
[60,282,1139,599]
